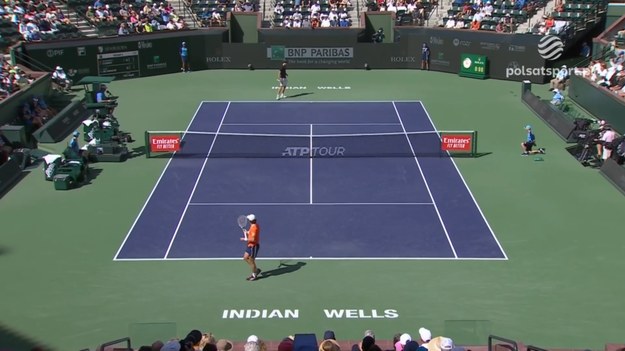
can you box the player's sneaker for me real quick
[521,152,529,156]
[539,148,546,154]
[280,94,286,99]
[249,275,258,281]
[246,275,254,281]
[276,95,281,100]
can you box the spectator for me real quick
[418,328,432,345]
[118,22,130,35]
[549,65,569,91]
[550,88,564,106]
[597,124,617,161]
[52,66,72,92]
[470,19,480,30]
[580,42,591,58]
[278,338,294,351]
[320,340,341,351]
[216,339,233,351]
[615,51,625,66]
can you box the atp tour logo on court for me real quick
[537,35,564,60]
[150,135,181,152]
[441,134,472,152]
[282,146,346,157]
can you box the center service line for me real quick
[309,124,313,204]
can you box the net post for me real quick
[472,131,478,157]
[144,131,150,158]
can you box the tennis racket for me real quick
[237,215,249,241]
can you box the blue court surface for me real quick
[114,101,507,261]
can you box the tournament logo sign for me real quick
[537,35,564,60]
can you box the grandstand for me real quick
[3,0,625,349]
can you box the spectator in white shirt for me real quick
[274,3,284,14]
[320,14,331,27]
[292,18,302,27]
[445,18,456,28]
[310,1,321,14]
[483,1,493,15]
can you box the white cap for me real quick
[247,335,259,343]
[55,66,62,70]
[399,333,411,345]
[418,328,432,342]
[440,338,454,350]
[246,214,256,221]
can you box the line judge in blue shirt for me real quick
[180,41,190,72]
[521,125,546,156]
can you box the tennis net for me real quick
[144,130,478,158]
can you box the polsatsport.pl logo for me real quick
[505,35,566,78]
[505,64,576,79]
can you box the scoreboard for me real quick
[459,53,488,79]
[97,50,140,79]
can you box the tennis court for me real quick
[114,101,506,261]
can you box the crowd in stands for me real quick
[1,58,35,101]
[194,0,259,27]
[366,0,432,26]
[77,0,188,36]
[575,50,625,98]
[441,0,546,32]
[273,0,352,28]
[0,0,77,41]
[126,327,457,351]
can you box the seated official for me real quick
[550,88,564,106]
[95,84,117,105]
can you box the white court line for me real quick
[113,101,208,261]
[392,101,459,259]
[309,124,313,204]
[188,202,434,206]
[418,101,509,260]
[114,256,508,262]
[201,100,423,103]
[221,123,402,126]
[163,102,231,259]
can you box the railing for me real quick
[178,0,202,28]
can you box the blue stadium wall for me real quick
[15,28,553,83]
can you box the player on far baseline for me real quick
[276,61,288,100]
[241,214,262,281]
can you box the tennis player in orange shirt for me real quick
[241,214,262,281]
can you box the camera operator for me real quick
[372,28,385,43]
[596,123,617,162]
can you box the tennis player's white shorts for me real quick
[279,78,288,87]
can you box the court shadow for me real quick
[257,261,307,280]
[285,92,314,99]
[130,145,146,159]
[452,152,492,158]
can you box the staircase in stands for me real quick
[56,0,99,37]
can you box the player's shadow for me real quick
[285,92,314,99]
[258,261,306,280]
